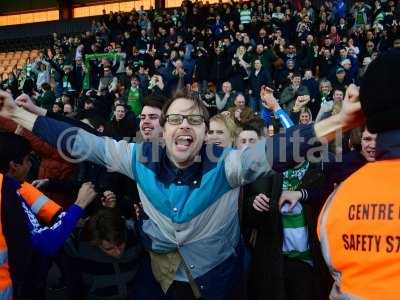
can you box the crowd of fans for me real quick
[0,0,398,299]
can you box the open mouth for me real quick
[142,126,154,135]
[207,139,221,146]
[211,140,222,146]
[366,150,375,157]
[175,135,194,151]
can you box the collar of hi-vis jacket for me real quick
[376,128,400,160]
[140,142,225,187]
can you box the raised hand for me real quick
[0,90,17,119]
[15,93,46,116]
[260,85,279,111]
[339,84,364,129]
[75,182,97,209]
[293,95,310,112]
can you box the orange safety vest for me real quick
[0,174,62,299]
[318,159,400,300]
[0,174,12,299]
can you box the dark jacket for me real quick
[243,164,332,300]
[63,226,143,300]
[208,52,228,82]
[249,69,272,97]
[108,117,137,141]
[1,176,51,300]
[194,52,210,82]
[37,91,56,111]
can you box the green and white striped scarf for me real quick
[281,161,312,264]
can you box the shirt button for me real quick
[190,264,195,269]
[173,207,178,212]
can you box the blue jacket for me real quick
[31,115,317,298]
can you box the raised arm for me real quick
[0,85,363,179]
[224,85,363,187]
[0,92,137,180]
[260,88,294,129]
[23,182,96,256]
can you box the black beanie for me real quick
[359,48,400,133]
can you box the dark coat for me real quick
[63,227,143,300]
[242,164,333,300]
[108,117,137,140]
[249,69,272,97]
[208,53,228,82]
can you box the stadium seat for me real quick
[29,50,38,59]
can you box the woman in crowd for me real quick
[206,113,240,148]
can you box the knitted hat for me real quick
[360,49,400,133]
[340,59,351,66]
[336,66,345,74]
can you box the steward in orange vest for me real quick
[0,133,95,299]
[318,49,400,300]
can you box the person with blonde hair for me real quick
[206,113,240,148]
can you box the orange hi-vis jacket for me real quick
[318,159,400,300]
[0,174,61,299]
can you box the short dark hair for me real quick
[0,133,31,173]
[142,94,167,111]
[83,208,127,246]
[41,83,51,91]
[114,103,126,111]
[159,90,210,127]
[293,72,302,78]
[80,114,106,129]
[240,118,264,136]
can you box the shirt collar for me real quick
[140,143,225,187]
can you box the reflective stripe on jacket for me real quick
[0,175,62,299]
[19,182,61,224]
[0,174,12,299]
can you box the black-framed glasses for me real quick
[166,114,205,125]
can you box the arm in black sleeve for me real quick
[290,111,300,124]
[46,111,103,136]
[300,154,341,205]
[48,59,63,75]
[268,124,319,172]
[111,59,120,74]
[46,178,81,196]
